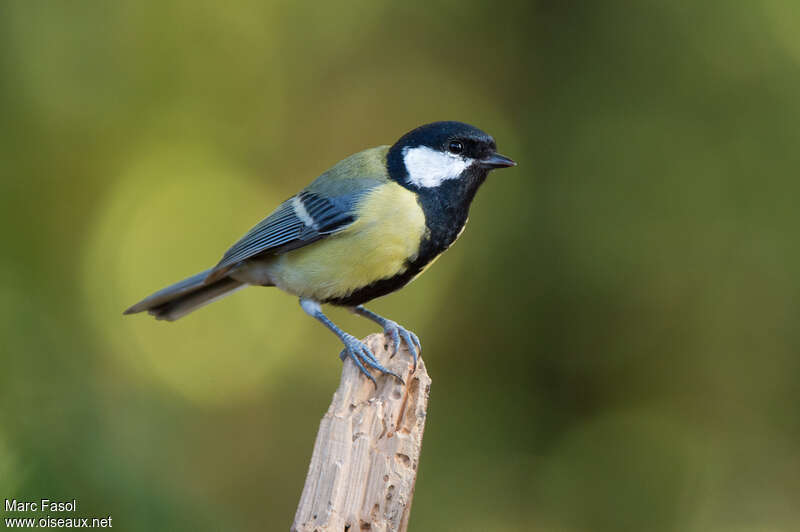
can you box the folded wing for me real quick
[204,191,358,283]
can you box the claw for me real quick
[382,321,421,371]
[340,346,376,386]
[340,334,404,385]
[399,329,420,371]
[390,327,401,357]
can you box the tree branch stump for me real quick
[292,333,431,532]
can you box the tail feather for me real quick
[124,269,247,321]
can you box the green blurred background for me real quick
[2,1,799,530]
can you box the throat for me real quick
[414,168,486,254]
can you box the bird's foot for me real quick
[382,321,421,370]
[338,334,404,386]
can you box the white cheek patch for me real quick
[402,146,472,188]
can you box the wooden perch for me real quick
[292,333,432,532]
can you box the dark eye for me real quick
[448,141,463,154]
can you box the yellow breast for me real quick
[263,183,427,302]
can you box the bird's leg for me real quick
[299,298,403,385]
[351,305,421,370]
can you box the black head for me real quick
[386,121,516,191]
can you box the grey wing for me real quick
[204,190,358,283]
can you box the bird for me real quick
[124,121,516,384]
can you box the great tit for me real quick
[124,121,516,383]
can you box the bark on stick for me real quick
[292,333,431,532]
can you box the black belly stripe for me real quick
[323,167,487,307]
[322,244,442,307]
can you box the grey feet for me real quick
[338,333,404,386]
[352,305,421,370]
[381,320,421,370]
[299,298,414,386]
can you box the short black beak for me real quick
[479,153,517,169]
